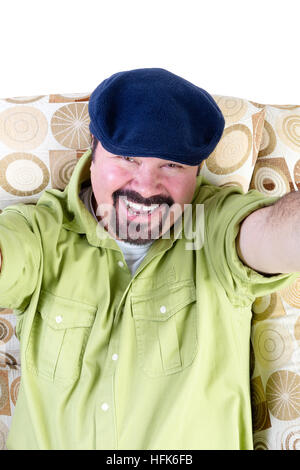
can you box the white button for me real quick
[55,315,63,323]
[112,353,118,361]
[118,261,124,268]
[101,402,109,411]
[160,306,167,314]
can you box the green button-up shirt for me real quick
[1,149,297,450]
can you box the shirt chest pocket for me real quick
[131,280,198,378]
[26,291,97,386]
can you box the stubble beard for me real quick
[94,190,175,246]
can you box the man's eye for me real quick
[167,163,182,169]
[121,156,135,163]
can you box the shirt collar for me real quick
[61,149,117,249]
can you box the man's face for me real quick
[90,140,199,245]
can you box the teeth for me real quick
[124,200,159,214]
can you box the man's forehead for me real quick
[98,144,188,167]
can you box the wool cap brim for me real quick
[89,68,225,166]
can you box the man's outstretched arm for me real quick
[237,191,300,275]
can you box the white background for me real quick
[0,0,299,104]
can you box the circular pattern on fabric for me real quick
[49,94,91,103]
[54,157,76,187]
[252,110,266,158]
[253,322,293,368]
[250,341,255,377]
[294,315,300,342]
[57,93,90,101]
[249,101,265,109]
[5,96,45,104]
[206,124,252,175]
[252,294,276,321]
[51,103,90,149]
[251,376,265,404]
[252,401,270,433]
[213,96,247,123]
[0,420,9,450]
[0,374,9,411]
[280,277,300,308]
[0,352,18,369]
[251,376,269,432]
[219,175,249,192]
[0,318,13,345]
[266,370,300,420]
[60,93,90,99]
[49,151,78,189]
[0,106,48,150]
[253,436,269,450]
[258,121,277,157]
[253,293,285,322]
[279,425,300,449]
[271,105,300,110]
[276,114,300,152]
[10,376,20,406]
[0,308,13,315]
[251,165,290,197]
[0,153,49,196]
[293,159,300,190]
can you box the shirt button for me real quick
[112,353,118,361]
[160,305,167,314]
[101,402,109,411]
[55,315,63,324]
[118,261,124,268]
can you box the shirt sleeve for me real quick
[204,185,300,308]
[0,204,41,310]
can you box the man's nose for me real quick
[131,167,163,199]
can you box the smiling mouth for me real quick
[123,199,160,216]
[117,196,163,220]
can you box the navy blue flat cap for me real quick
[89,68,225,166]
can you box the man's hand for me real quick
[237,191,300,275]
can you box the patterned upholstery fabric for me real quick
[0,92,299,449]
[201,95,265,193]
[248,103,300,450]
[0,93,91,209]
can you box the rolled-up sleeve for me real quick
[204,185,300,307]
[0,204,40,310]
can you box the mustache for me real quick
[113,189,174,207]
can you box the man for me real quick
[1,68,299,450]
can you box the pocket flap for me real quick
[131,280,196,321]
[37,290,97,330]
